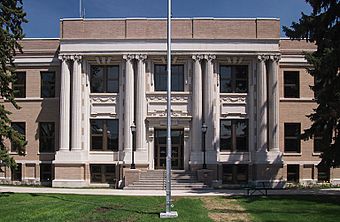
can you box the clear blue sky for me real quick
[23,0,311,38]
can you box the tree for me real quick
[283,0,340,167]
[0,0,27,169]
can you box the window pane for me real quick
[11,122,25,152]
[235,120,248,151]
[154,65,184,91]
[220,120,232,151]
[171,65,184,91]
[222,165,233,184]
[317,166,330,182]
[106,120,119,151]
[284,71,300,98]
[90,66,104,93]
[41,72,55,98]
[234,66,248,93]
[107,66,119,93]
[91,120,104,150]
[13,72,26,98]
[40,164,52,182]
[284,123,301,153]
[11,163,22,181]
[220,66,232,93]
[287,165,299,182]
[39,123,55,153]
[236,165,248,183]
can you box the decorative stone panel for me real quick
[220,93,247,117]
[90,94,119,117]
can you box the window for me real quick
[39,122,55,153]
[220,65,248,93]
[154,64,184,91]
[287,164,299,182]
[222,164,248,184]
[90,164,116,183]
[284,71,300,98]
[40,164,53,182]
[317,166,330,182]
[40,71,55,98]
[220,119,248,152]
[11,122,25,152]
[314,131,323,153]
[90,119,119,151]
[13,72,26,98]
[90,65,119,93]
[11,163,22,181]
[284,123,301,153]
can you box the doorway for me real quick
[154,129,184,170]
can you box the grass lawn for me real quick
[0,193,212,222]
[237,195,340,222]
[1,193,340,222]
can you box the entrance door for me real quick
[154,129,184,170]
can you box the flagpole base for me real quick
[160,211,178,219]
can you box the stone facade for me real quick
[1,18,339,188]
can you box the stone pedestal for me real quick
[123,169,141,187]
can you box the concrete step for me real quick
[132,181,205,186]
[124,184,208,190]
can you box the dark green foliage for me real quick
[0,0,27,168]
[283,0,340,167]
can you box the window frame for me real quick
[39,122,55,153]
[222,164,248,184]
[40,71,56,98]
[40,164,53,182]
[284,123,301,153]
[287,164,300,183]
[154,64,184,92]
[11,163,22,181]
[90,65,119,93]
[90,164,116,184]
[11,122,26,153]
[284,71,300,98]
[13,71,26,98]
[90,119,119,151]
[220,119,248,152]
[219,65,248,93]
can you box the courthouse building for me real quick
[1,17,339,188]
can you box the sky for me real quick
[22,0,312,38]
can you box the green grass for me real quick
[237,195,340,222]
[0,193,212,222]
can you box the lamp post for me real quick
[130,123,136,169]
[202,123,207,169]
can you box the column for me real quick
[71,55,82,150]
[135,54,147,150]
[59,56,71,151]
[203,54,216,151]
[268,55,280,151]
[191,55,203,153]
[123,54,135,151]
[256,55,268,152]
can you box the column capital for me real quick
[73,55,82,62]
[135,54,147,61]
[192,54,204,61]
[269,54,281,62]
[58,55,72,61]
[203,54,216,61]
[257,54,270,62]
[123,54,135,61]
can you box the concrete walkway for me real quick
[1,186,340,196]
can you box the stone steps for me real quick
[124,170,209,190]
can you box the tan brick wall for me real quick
[55,164,85,180]
[302,164,314,180]
[331,167,340,179]
[60,18,280,40]
[255,164,284,181]
[25,163,36,178]
[4,66,60,162]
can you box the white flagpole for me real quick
[160,0,177,218]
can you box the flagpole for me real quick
[160,0,177,218]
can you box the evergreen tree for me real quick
[0,0,27,169]
[283,0,340,167]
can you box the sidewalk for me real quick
[1,185,340,196]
